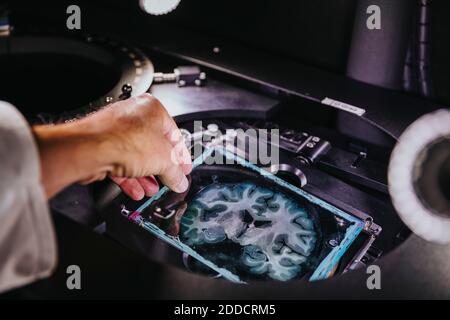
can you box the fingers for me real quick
[171,136,193,175]
[159,103,192,175]
[159,153,190,193]
[132,93,192,175]
[110,176,126,185]
[106,94,191,195]
[111,176,160,200]
[165,126,192,175]
[111,177,144,200]
[160,169,189,194]
[137,176,160,196]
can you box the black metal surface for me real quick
[319,148,388,194]
[8,0,440,138]
[2,37,446,299]
[3,212,449,299]
[149,78,278,121]
[140,31,439,140]
[0,0,449,300]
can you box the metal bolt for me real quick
[335,217,346,227]
[178,80,186,86]
[195,79,202,86]
[122,83,133,94]
[329,239,339,247]
[312,136,320,142]
[364,217,374,231]
[298,157,308,165]
[306,142,315,148]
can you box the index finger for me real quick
[160,105,192,175]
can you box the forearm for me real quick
[32,120,115,198]
[30,94,191,199]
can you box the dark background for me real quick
[2,0,450,105]
[1,0,450,300]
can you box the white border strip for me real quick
[322,97,366,116]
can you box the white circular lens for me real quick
[388,109,450,244]
[139,0,181,16]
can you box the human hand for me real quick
[33,93,192,199]
[109,176,160,201]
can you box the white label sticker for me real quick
[321,97,366,116]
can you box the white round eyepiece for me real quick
[388,109,450,244]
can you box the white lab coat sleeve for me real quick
[0,101,57,293]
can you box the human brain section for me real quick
[180,182,319,281]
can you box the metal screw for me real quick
[335,217,346,227]
[298,156,308,165]
[364,217,374,231]
[122,83,133,94]
[329,239,339,247]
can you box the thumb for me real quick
[159,162,190,193]
[157,139,190,193]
